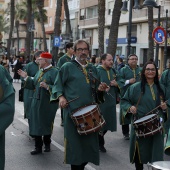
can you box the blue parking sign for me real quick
[53,36,60,47]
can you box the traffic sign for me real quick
[152,26,166,44]
[53,36,60,47]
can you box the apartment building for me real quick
[79,0,170,70]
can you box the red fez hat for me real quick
[40,52,52,59]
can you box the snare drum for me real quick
[71,104,105,135]
[133,114,162,138]
[148,161,170,170]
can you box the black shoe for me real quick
[30,148,42,155]
[44,146,51,152]
[60,120,64,126]
[124,134,130,140]
[99,145,106,153]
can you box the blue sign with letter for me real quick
[106,37,137,45]
[53,36,60,47]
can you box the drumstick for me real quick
[66,96,79,104]
[145,100,168,116]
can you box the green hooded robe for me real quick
[23,66,58,136]
[0,65,15,170]
[51,61,104,165]
[97,66,119,132]
[121,82,167,164]
[118,64,142,125]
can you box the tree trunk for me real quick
[107,0,122,60]
[52,0,62,63]
[25,0,32,57]
[36,0,47,51]
[7,0,15,58]
[147,7,154,61]
[98,0,105,57]
[64,0,72,40]
[15,20,20,56]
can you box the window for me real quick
[108,1,114,15]
[49,17,52,26]
[86,6,98,19]
[127,25,137,37]
[49,0,53,8]
[80,8,85,20]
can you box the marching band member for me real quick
[121,61,168,170]
[51,39,107,170]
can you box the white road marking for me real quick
[17,117,96,170]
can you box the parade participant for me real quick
[121,61,168,170]
[57,42,74,126]
[0,65,15,170]
[22,51,43,128]
[97,53,119,152]
[51,39,108,170]
[118,54,142,140]
[160,68,170,134]
[18,52,58,155]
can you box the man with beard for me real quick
[57,42,74,126]
[0,65,15,170]
[51,39,108,170]
[18,52,58,155]
[96,53,119,152]
[118,54,142,140]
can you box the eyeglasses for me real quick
[129,58,138,61]
[145,68,156,72]
[76,48,88,52]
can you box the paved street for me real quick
[4,81,170,170]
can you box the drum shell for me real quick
[71,104,105,135]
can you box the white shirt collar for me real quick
[42,64,52,71]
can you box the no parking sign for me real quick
[152,26,166,44]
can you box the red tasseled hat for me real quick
[40,52,52,59]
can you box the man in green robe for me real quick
[165,128,170,156]
[22,51,43,125]
[121,61,168,170]
[97,53,119,152]
[57,42,74,126]
[18,52,58,155]
[118,54,142,140]
[160,69,170,134]
[0,65,15,170]
[51,39,107,170]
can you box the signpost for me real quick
[53,36,61,47]
[152,26,166,44]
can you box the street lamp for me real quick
[164,9,168,70]
[143,0,161,67]
[121,0,140,57]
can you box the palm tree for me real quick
[53,0,63,62]
[35,0,48,51]
[64,0,72,40]
[107,0,122,59]
[147,7,154,61]
[98,0,105,57]
[7,0,15,58]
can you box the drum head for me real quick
[73,105,97,117]
[134,114,156,123]
[151,161,170,170]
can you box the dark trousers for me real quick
[134,150,143,170]
[34,135,51,149]
[98,130,107,146]
[71,162,88,170]
[61,108,63,121]
[122,124,129,135]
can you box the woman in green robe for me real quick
[51,40,107,170]
[121,61,168,170]
[0,65,15,170]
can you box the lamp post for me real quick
[121,0,140,57]
[143,0,161,67]
[164,9,168,70]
